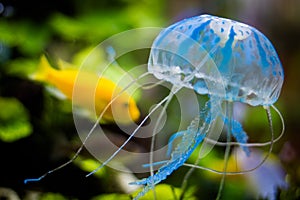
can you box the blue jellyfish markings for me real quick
[129,14,284,199]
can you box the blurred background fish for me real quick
[30,54,140,124]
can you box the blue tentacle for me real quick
[130,100,214,199]
[166,131,185,157]
[223,116,250,156]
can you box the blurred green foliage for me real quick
[1,0,300,199]
[0,20,50,56]
[39,193,68,200]
[73,156,106,178]
[92,193,131,200]
[0,0,165,52]
[91,184,192,200]
[0,97,32,142]
[131,184,197,200]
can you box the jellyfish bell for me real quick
[149,14,284,107]
[147,14,285,158]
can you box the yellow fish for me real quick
[32,55,140,124]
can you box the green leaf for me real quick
[5,58,39,77]
[0,97,32,142]
[39,192,68,200]
[91,193,131,200]
[0,20,50,56]
[132,184,197,200]
[73,155,106,178]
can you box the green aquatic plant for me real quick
[0,97,32,142]
[0,20,50,56]
[39,192,67,200]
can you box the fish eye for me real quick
[122,102,129,108]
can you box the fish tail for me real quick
[30,55,55,81]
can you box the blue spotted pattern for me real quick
[149,14,284,106]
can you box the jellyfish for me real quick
[127,14,285,199]
[24,14,285,200]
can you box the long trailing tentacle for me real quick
[180,95,223,199]
[141,80,165,90]
[216,101,233,200]
[166,131,185,157]
[130,118,206,200]
[222,116,250,155]
[179,96,222,200]
[24,72,151,184]
[204,104,284,148]
[131,99,214,200]
[181,105,281,176]
[86,92,174,177]
[148,86,179,199]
